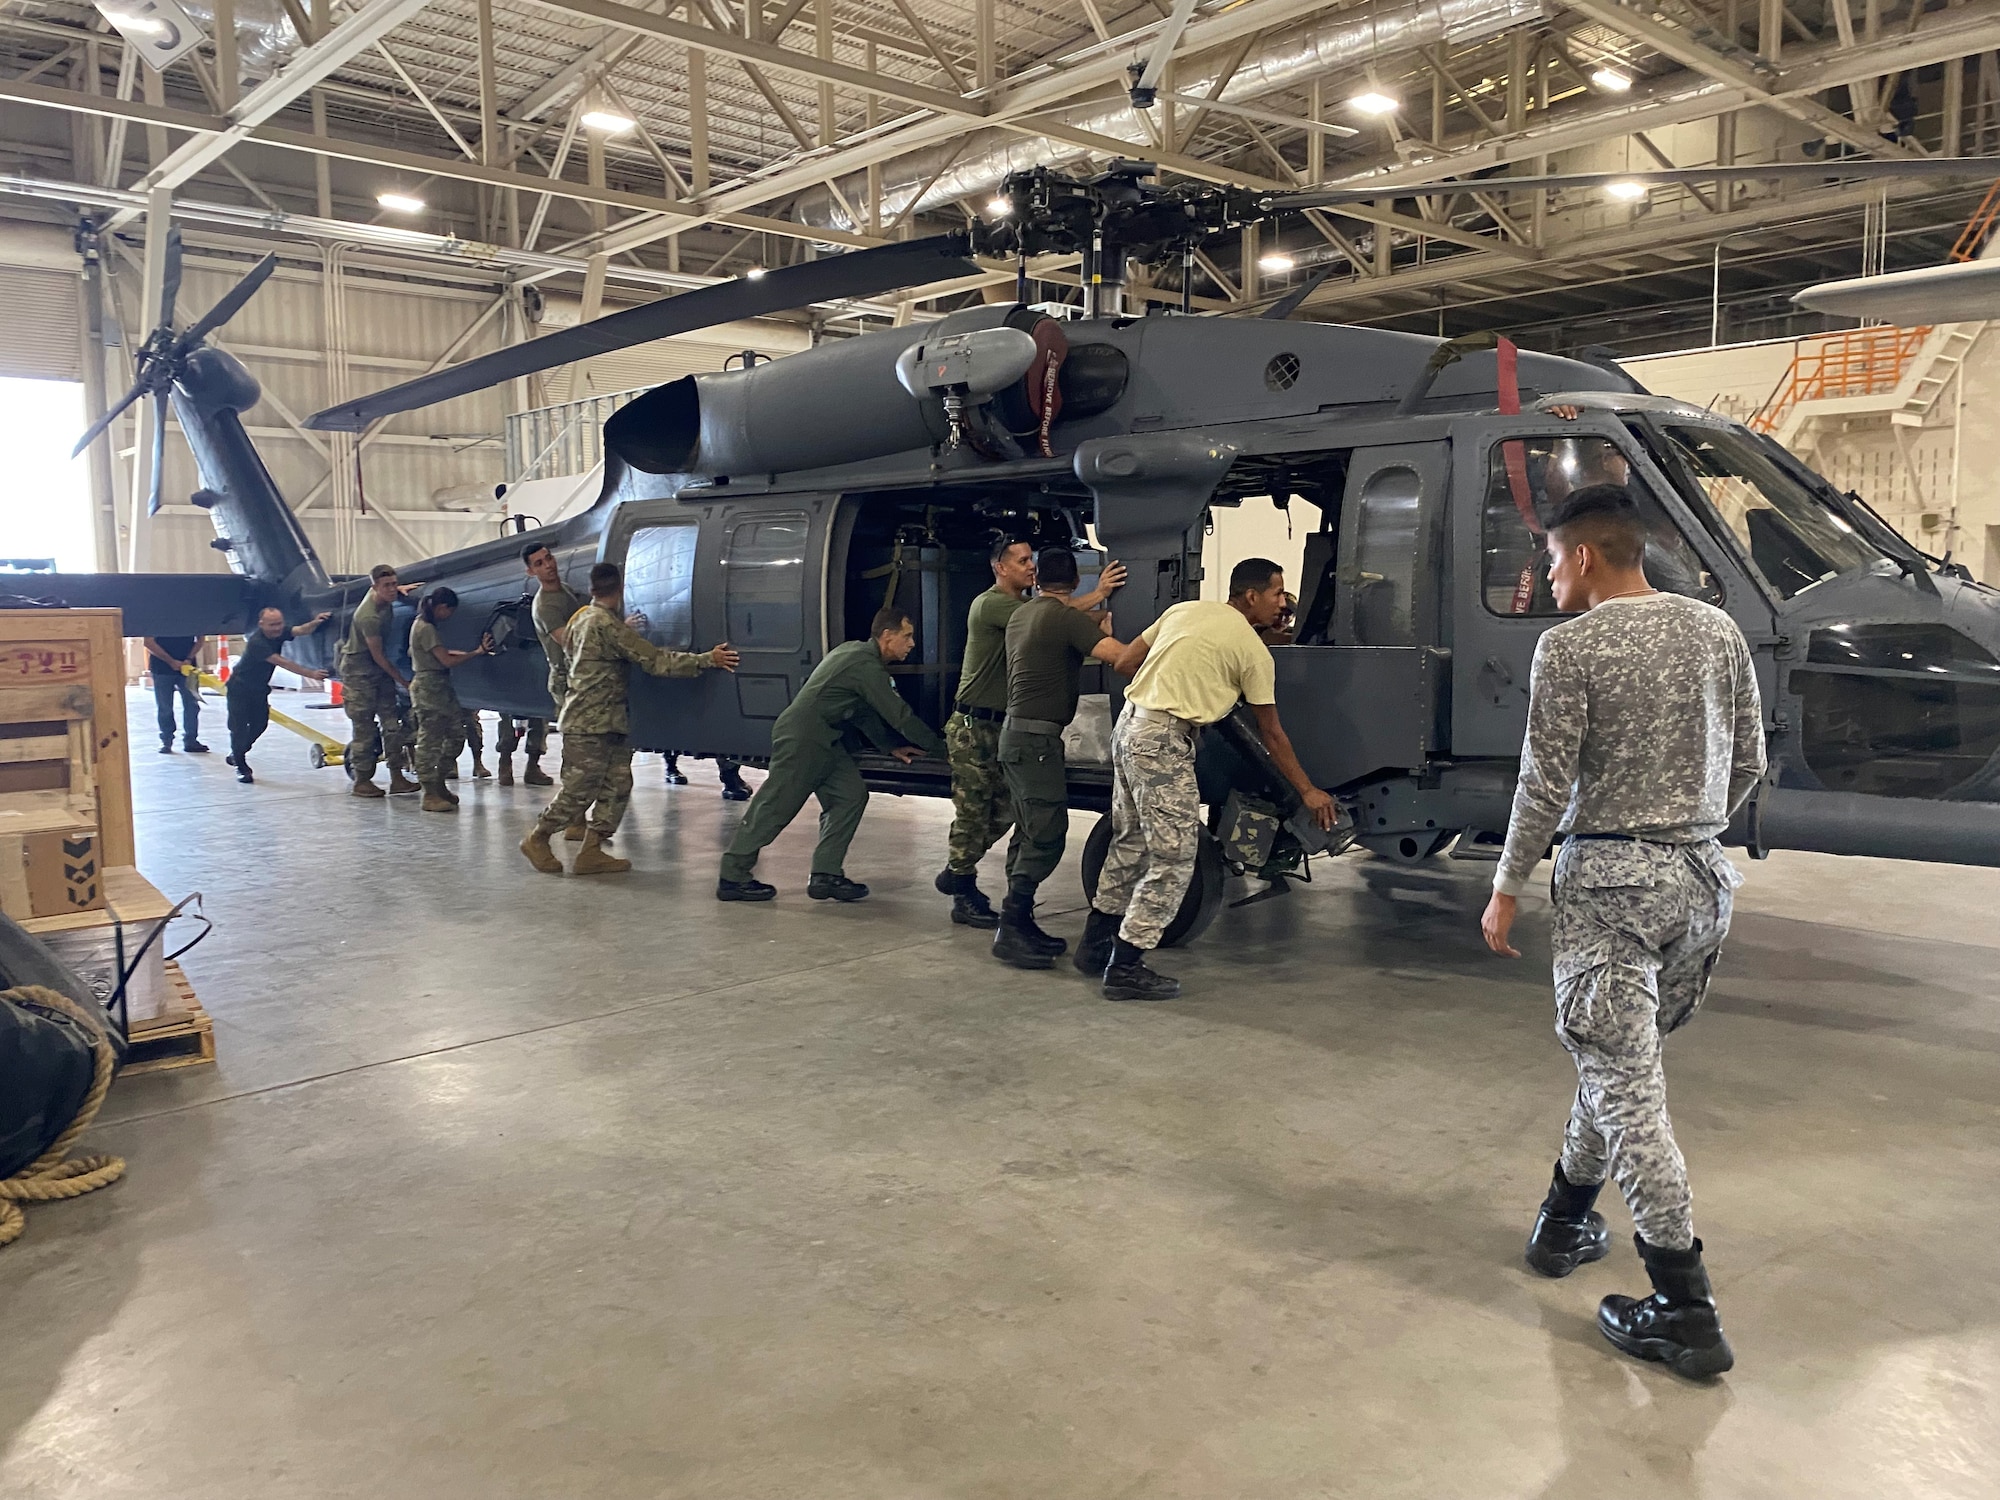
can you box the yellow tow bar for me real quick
[189,668,347,767]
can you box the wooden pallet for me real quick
[122,959,216,1076]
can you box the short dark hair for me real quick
[521,542,552,565]
[419,586,459,622]
[870,605,911,638]
[1228,557,1283,597]
[989,536,1031,567]
[589,562,622,598]
[369,563,398,582]
[1548,484,1645,569]
[1035,546,1079,590]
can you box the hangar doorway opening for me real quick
[0,377,94,574]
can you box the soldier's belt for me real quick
[953,704,1005,723]
[1127,705,1198,732]
[1002,716,1066,737]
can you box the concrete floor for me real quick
[4,690,1999,1499]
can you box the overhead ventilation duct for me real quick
[176,0,303,86]
[799,0,1541,232]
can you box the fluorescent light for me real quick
[1605,179,1648,201]
[744,266,767,280]
[1349,91,1398,116]
[377,191,426,214]
[1257,252,1296,273]
[1591,67,1632,92]
[580,109,635,134]
[986,196,1012,217]
[104,12,168,33]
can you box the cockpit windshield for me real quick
[1655,423,1890,599]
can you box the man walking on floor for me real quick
[1093,559,1335,1000]
[225,606,329,784]
[937,538,1124,929]
[718,607,946,903]
[1481,484,1764,1380]
[338,564,418,798]
[991,546,1132,968]
[521,562,737,875]
[144,633,209,754]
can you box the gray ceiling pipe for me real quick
[796,0,1542,232]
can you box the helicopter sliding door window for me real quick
[724,514,811,650]
[623,522,698,649]
[1479,435,1722,614]
[1345,465,1422,646]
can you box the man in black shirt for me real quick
[144,634,208,753]
[226,607,331,784]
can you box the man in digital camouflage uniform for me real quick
[1094,559,1334,1000]
[338,563,418,799]
[520,562,738,876]
[937,539,1124,929]
[718,606,945,904]
[525,541,587,834]
[1482,484,1764,1381]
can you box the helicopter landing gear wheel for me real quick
[309,744,328,769]
[1080,811,1228,950]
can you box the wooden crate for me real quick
[0,609,134,869]
[123,960,215,1076]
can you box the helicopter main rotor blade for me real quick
[179,252,279,348]
[305,234,980,433]
[147,387,168,516]
[70,376,150,458]
[158,226,183,330]
[1265,155,2000,212]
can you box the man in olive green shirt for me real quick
[520,562,738,877]
[338,562,417,798]
[993,548,1133,968]
[938,540,1124,928]
[719,607,947,904]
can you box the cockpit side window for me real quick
[1480,434,1722,615]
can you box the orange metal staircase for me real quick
[1749,324,1931,435]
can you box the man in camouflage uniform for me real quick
[718,607,946,904]
[338,563,418,798]
[1090,559,1334,1000]
[938,540,1124,929]
[1483,484,1764,1381]
[520,562,738,876]
[494,715,550,787]
[525,541,588,834]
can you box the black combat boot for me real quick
[934,869,1001,929]
[1102,937,1180,1001]
[992,890,1058,969]
[1074,908,1120,977]
[1008,878,1066,955]
[716,877,776,902]
[663,754,688,785]
[1598,1235,1735,1379]
[1524,1161,1612,1278]
[807,872,869,902]
[718,762,752,802]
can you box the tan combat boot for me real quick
[472,755,491,779]
[496,755,514,787]
[563,821,588,841]
[351,778,386,799]
[421,784,456,813]
[572,830,631,876]
[387,770,420,795]
[519,828,564,874]
[523,758,553,787]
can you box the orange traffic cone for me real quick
[216,637,232,682]
[329,678,344,707]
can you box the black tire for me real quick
[310,744,327,769]
[1080,811,1228,949]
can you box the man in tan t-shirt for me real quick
[1087,558,1334,1000]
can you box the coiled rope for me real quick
[0,985,125,1248]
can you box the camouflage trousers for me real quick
[461,710,483,754]
[534,730,633,837]
[342,670,408,783]
[1550,836,1740,1251]
[411,675,466,786]
[1094,703,1199,950]
[944,712,1015,875]
[496,716,547,758]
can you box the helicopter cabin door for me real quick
[1448,415,1737,757]
[619,496,835,758]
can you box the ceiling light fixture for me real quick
[580,108,636,134]
[1349,90,1398,116]
[1605,179,1648,201]
[1591,67,1632,92]
[377,191,426,214]
[103,12,168,34]
[1258,252,1297,273]
[986,196,1012,217]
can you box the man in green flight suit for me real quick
[718,606,946,903]
[520,562,739,877]
[338,563,418,799]
[937,539,1124,929]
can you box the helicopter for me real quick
[35,152,2000,946]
